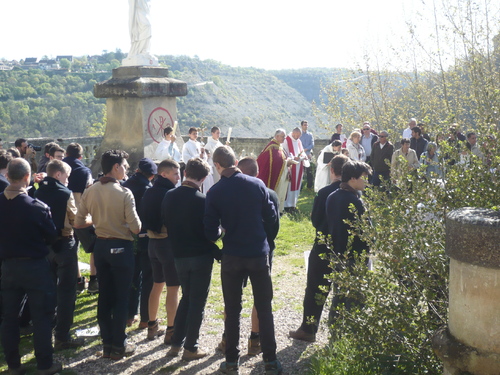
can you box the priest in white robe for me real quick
[282,128,306,211]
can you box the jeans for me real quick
[48,237,78,341]
[171,253,213,351]
[300,243,332,334]
[221,254,277,363]
[128,237,153,323]
[94,239,134,348]
[1,258,55,370]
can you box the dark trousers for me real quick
[372,170,391,187]
[171,253,213,351]
[128,237,153,323]
[48,237,78,341]
[94,239,134,348]
[300,243,332,334]
[221,254,277,363]
[1,258,55,370]
[304,166,313,189]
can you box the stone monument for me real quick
[433,207,500,375]
[92,0,187,175]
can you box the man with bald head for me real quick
[0,158,61,374]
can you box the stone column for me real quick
[433,207,500,375]
[93,66,187,175]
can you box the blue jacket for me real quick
[63,157,92,194]
[0,191,57,259]
[204,171,277,257]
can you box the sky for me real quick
[1,0,427,70]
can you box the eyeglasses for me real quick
[363,128,370,131]
[379,135,387,138]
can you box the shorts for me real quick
[148,238,180,286]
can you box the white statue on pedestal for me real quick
[122,0,159,67]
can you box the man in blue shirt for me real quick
[204,146,282,375]
[300,120,314,189]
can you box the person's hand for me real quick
[33,173,45,183]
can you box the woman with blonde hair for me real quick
[346,131,366,162]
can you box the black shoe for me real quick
[102,344,112,358]
[36,362,62,375]
[110,343,135,360]
[76,277,86,293]
[54,337,85,351]
[87,278,99,294]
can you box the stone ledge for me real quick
[433,326,500,375]
[446,208,500,269]
[94,77,188,98]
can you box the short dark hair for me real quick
[163,126,173,136]
[467,131,476,139]
[43,141,58,155]
[213,146,236,168]
[46,159,71,177]
[0,150,13,170]
[101,150,129,175]
[341,160,372,183]
[412,126,422,135]
[6,148,20,158]
[211,126,220,134]
[7,158,30,182]
[14,138,27,148]
[238,157,258,177]
[332,140,342,147]
[335,123,343,130]
[330,154,349,177]
[185,158,210,181]
[188,127,198,134]
[301,120,308,126]
[66,143,83,158]
[157,159,179,174]
[401,138,411,145]
[49,145,65,157]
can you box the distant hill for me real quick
[0,54,345,140]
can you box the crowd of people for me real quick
[0,118,495,375]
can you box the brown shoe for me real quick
[247,337,262,356]
[163,327,174,345]
[147,321,162,340]
[167,345,181,357]
[138,321,148,330]
[126,316,138,327]
[288,328,316,342]
[182,348,207,361]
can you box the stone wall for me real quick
[3,136,330,169]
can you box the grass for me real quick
[0,185,318,374]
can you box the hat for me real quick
[138,158,158,175]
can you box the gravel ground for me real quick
[56,252,329,375]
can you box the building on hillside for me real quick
[0,63,13,71]
[56,55,73,62]
[39,59,60,70]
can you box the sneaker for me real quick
[182,348,207,361]
[54,337,85,351]
[163,327,174,345]
[110,343,136,360]
[8,364,26,375]
[88,278,99,294]
[264,360,283,375]
[76,277,86,293]
[247,337,262,356]
[288,328,316,342]
[35,362,63,375]
[217,335,226,353]
[167,345,181,357]
[219,361,239,374]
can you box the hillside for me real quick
[0,54,345,140]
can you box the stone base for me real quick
[433,326,500,375]
[122,53,158,67]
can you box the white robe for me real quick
[314,144,334,192]
[282,136,304,208]
[204,137,224,186]
[154,139,181,162]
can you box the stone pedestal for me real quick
[92,66,187,175]
[433,207,500,375]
